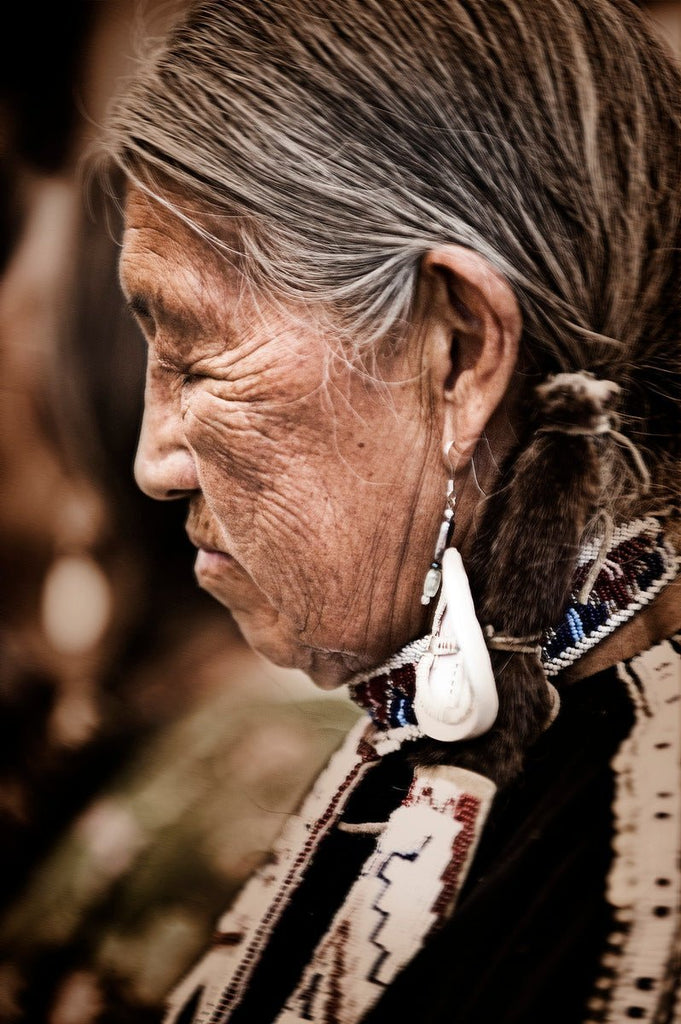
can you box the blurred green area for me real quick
[0,679,357,1022]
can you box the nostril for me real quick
[166,488,197,500]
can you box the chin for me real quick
[236,616,357,691]
[200,579,364,691]
[229,608,307,672]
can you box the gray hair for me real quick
[103,0,681,512]
[103,0,681,784]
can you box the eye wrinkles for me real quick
[121,248,308,401]
[155,355,196,383]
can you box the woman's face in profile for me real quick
[120,187,444,687]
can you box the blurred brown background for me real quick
[0,2,678,1022]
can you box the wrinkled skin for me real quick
[121,188,450,688]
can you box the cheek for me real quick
[182,383,335,607]
[182,380,326,505]
[180,369,432,659]
[182,384,269,499]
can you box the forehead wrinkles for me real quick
[123,184,249,285]
[121,195,249,352]
[120,186,349,364]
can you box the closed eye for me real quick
[156,358,205,387]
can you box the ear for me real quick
[418,245,522,469]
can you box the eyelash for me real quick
[155,357,200,386]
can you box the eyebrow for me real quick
[125,290,203,339]
[126,293,152,321]
[124,287,239,358]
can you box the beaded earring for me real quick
[420,475,456,606]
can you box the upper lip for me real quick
[186,528,228,554]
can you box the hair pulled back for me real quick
[105,0,681,783]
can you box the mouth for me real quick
[186,528,235,569]
[194,547,235,575]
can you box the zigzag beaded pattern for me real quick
[349,519,678,729]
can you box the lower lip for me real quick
[195,548,235,574]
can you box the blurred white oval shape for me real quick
[41,555,112,654]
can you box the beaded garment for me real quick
[165,517,680,1024]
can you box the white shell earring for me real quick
[415,548,499,742]
[416,461,498,742]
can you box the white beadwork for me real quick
[348,636,430,692]
[164,717,376,1024]
[584,638,681,1023]
[277,765,496,1024]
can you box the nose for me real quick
[134,363,199,500]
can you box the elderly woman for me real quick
[105,0,681,1021]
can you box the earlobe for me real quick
[419,245,522,469]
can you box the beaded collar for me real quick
[349,517,679,732]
